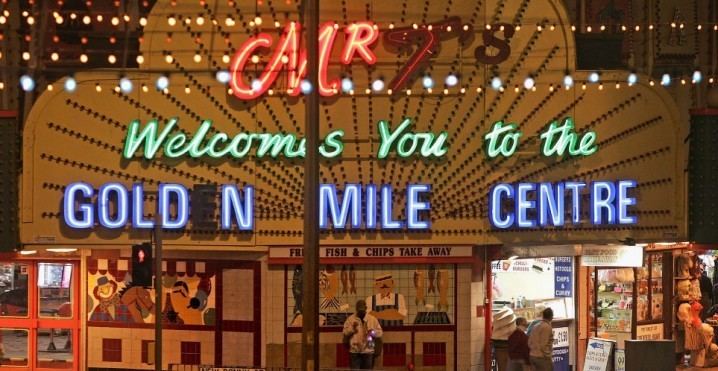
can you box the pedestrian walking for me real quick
[507,317,531,371]
[343,300,383,369]
[528,308,554,371]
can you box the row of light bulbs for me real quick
[12,70,715,94]
[3,8,718,33]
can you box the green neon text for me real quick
[123,118,346,160]
[483,117,598,159]
[377,118,449,159]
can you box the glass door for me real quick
[0,261,80,371]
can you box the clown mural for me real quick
[88,267,215,326]
[89,276,133,323]
[366,273,407,327]
[162,275,215,325]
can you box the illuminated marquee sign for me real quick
[229,17,513,99]
[61,107,638,231]
[63,182,432,230]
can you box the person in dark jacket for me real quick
[507,317,530,371]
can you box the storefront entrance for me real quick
[0,260,81,371]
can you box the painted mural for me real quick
[87,260,216,326]
[288,264,454,327]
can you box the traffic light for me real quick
[132,242,153,287]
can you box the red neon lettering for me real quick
[230,22,301,99]
[384,17,472,92]
[341,22,379,64]
[318,23,340,95]
[228,36,272,98]
[286,22,339,96]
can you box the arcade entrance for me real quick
[0,260,81,370]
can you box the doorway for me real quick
[0,260,81,370]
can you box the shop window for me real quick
[637,253,664,322]
[141,340,154,364]
[335,343,350,367]
[0,263,29,317]
[102,338,122,362]
[0,329,28,367]
[422,342,446,366]
[382,343,407,367]
[38,263,73,318]
[180,341,201,365]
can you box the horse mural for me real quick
[120,286,154,323]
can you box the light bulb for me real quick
[523,77,535,90]
[156,76,169,90]
[341,78,353,93]
[627,73,638,86]
[422,76,434,89]
[119,77,133,93]
[490,77,502,90]
[216,70,231,84]
[64,77,77,92]
[563,74,574,88]
[20,75,35,92]
[371,79,385,92]
[300,80,312,94]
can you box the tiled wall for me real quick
[87,327,214,370]
[264,265,475,370]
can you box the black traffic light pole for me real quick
[153,214,163,371]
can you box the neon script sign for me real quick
[122,117,448,160]
[229,17,514,99]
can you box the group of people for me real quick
[507,308,555,371]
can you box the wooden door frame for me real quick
[0,259,81,371]
[214,260,261,367]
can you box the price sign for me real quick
[553,327,570,371]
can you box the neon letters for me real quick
[229,18,513,99]
[63,183,430,230]
[230,21,379,99]
[488,180,638,229]
[122,118,446,160]
[484,118,598,159]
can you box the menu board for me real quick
[583,337,614,371]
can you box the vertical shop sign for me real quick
[554,257,573,297]
[552,327,570,371]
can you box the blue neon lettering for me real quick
[591,181,616,224]
[132,183,154,229]
[516,183,537,228]
[538,182,565,226]
[381,185,402,229]
[220,185,254,230]
[159,183,189,229]
[489,184,514,229]
[407,184,431,229]
[98,183,128,229]
[63,182,94,229]
[617,180,637,224]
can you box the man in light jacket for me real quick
[528,307,554,371]
[343,300,383,369]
